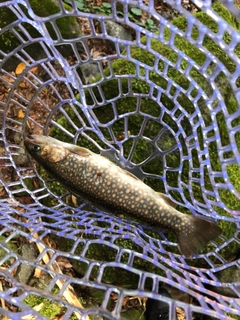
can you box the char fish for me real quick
[24,135,221,257]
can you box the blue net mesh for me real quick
[0,0,240,319]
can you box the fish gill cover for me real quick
[0,0,240,319]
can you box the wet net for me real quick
[0,0,240,319]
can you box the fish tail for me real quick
[177,216,221,257]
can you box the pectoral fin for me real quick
[156,192,177,208]
[66,145,93,157]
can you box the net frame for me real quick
[0,0,240,319]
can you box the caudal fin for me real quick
[177,216,221,257]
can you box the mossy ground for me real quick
[23,294,64,319]
[0,0,79,69]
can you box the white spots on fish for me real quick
[52,151,185,233]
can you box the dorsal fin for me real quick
[66,145,93,157]
[118,167,140,180]
[156,192,177,208]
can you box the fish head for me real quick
[24,135,70,165]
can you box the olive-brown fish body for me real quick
[24,135,222,257]
[37,147,184,231]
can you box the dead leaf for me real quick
[29,66,38,74]
[72,195,78,207]
[0,281,6,310]
[15,196,33,205]
[1,74,15,83]
[33,302,44,312]
[18,109,25,119]
[20,304,43,319]
[57,261,73,269]
[116,131,131,141]
[15,61,30,75]
[34,268,43,278]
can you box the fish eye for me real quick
[32,145,41,152]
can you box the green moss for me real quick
[0,236,18,265]
[23,294,63,318]
[0,0,80,56]
[30,0,80,40]
[123,307,145,320]
[50,3,240,261]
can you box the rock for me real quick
[104,20,132,52]
[13,148,29,166]
[13,132,23,144]
[12,140,29,166]
[15,243,37,285]
[79,62,101,84]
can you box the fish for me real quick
[24,134,222,257]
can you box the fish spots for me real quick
[36,139,187,238]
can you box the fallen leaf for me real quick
[72,195,78,207]
[18,109,25,119]
[29,66,38,74]
[34,268,43,278]
[15,61,30,75]
[33,302,44,312]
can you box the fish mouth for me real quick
[25,135,35,142]
[24,134,48,144]
[24,135,37,146]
